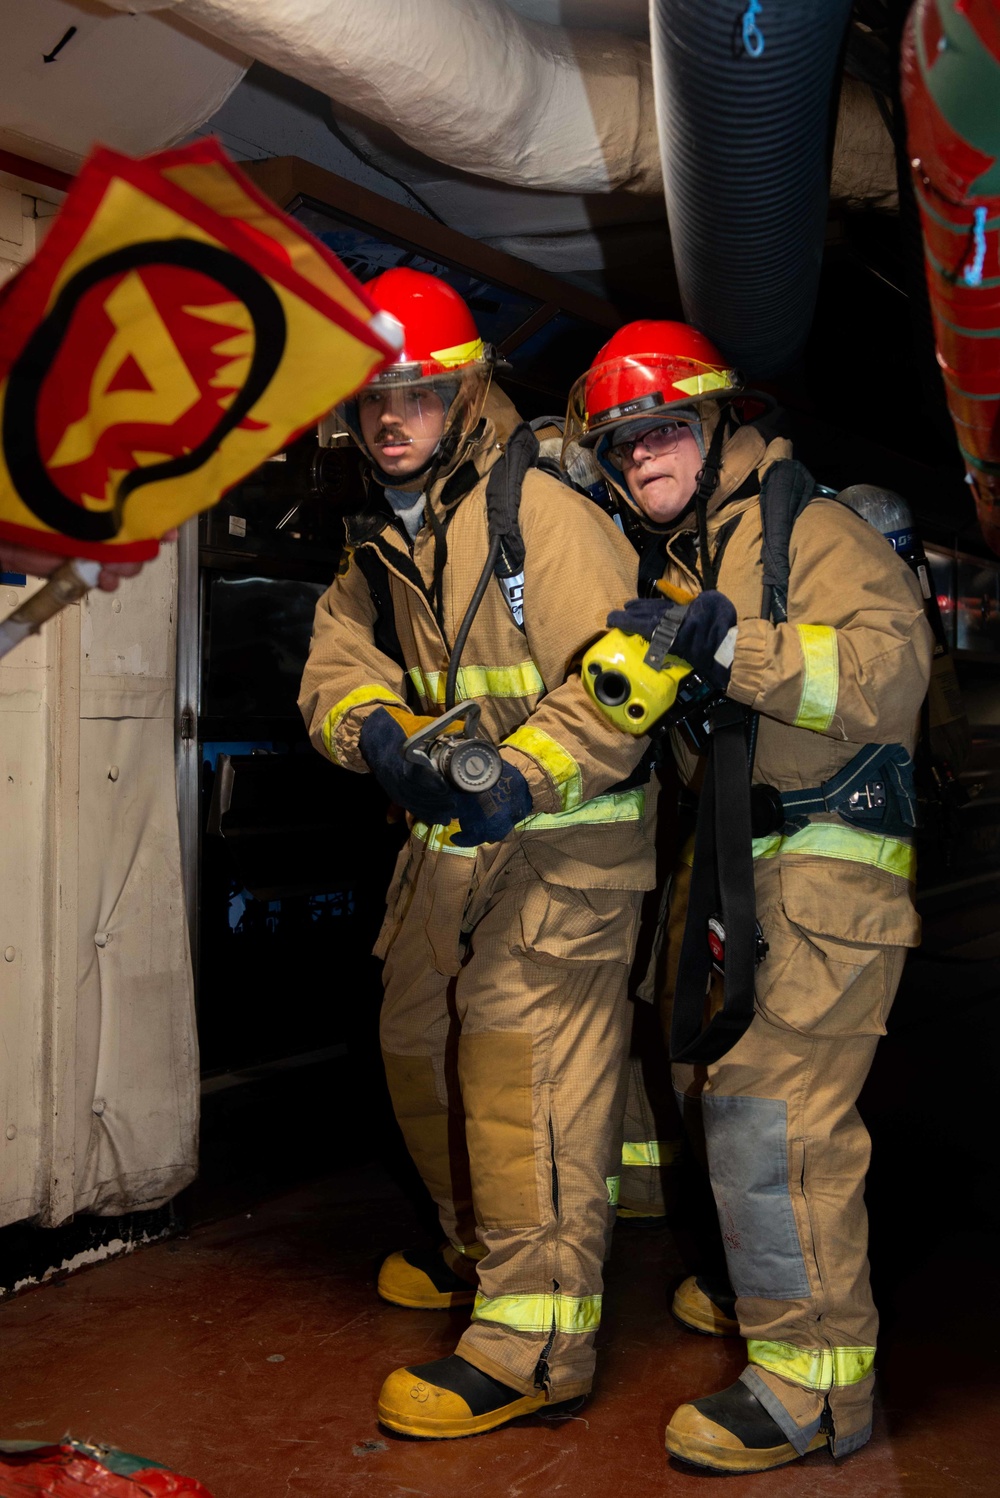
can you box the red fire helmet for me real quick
[338,268,492,477]
[367,267,486,376]
[566,320,742,451]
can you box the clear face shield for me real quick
[563,352,740,461]
[340,362,491,486]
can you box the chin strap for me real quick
[691,403,731,592]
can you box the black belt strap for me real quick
[671,700,757,1065]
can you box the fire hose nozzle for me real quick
[402,700,503,795]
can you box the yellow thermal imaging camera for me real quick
[583,594,726,748]
[582,627,693,735]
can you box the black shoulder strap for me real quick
[758,458,817,623]
[352,545,410,686]
[485,422,538,581]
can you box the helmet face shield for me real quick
[564,352,741,460]
[340,363,490,483]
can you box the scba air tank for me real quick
[837,485,932,605]
[837,484,915,561]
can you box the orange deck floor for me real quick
[1,1161,996,1498]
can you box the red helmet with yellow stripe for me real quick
[340,268,493,482]
[566,320,741,452]
[370,267,486,375]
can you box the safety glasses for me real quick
[607,419,695,469]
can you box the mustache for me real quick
[373,424,412,447]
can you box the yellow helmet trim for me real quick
[674,370,734,395]
[429,336,485,369]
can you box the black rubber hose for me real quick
[445,533,501,712]
[650,0,854,379]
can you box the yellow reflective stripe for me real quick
[674,369,735,396]
[752,823,916,880]
[606,1175,620,1206]
[621,1139,680,1168]
[794,624,839,732]
[411,819,476,858]
[430,336,484,369]
[412,789,645,855]
[504,725,582,812]
[473,1291,602,1335]
[748,1340,876,1391]
[518,786,645,832]
[450,1242,487,1261]
[679,832,696,868]
[321,684,404,765]
[408,660,544,705]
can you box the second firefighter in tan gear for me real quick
[568,320,933,1470]
[300,270,654,1435]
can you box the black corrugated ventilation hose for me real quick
[650,0,855,379]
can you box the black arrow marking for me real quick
[42,26,77,63]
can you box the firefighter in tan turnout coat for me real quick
[299,270,654,1438]
[566,320,933,1473]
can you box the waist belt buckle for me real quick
[846,779,886,818]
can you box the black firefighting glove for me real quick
[452,760,533,846]
[359,706,462,824]
[672,590,738,690]
[608,591,738,692]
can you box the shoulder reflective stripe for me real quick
[606,1175,620,1206]
[518,786,645,831]
[621,1139,680,1168]
[321,685,405,765]
[473,1291,602,1335]
[748,1340,876,1391]
[752,823,916,880]
[794,624,839,732]
[411,819,477,858]
[504,725,583,812]
[408,661,545,705]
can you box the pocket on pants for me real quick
[511,882,639,968]
[754,865,901,1038]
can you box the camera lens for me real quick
[594,669,630,707]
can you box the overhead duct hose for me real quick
[650,0,854,379]
[902,0,1000,558]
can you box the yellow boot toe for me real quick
[671,1274,740,1337]
[665,1380,828,1473]
[377,1355,547,1439]
[377,1248,476,1310]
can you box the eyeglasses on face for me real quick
[608,420,694,468]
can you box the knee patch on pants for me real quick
[382,1051,455,1205]
[460,1031,540,1228]
[702,1094,810,1300]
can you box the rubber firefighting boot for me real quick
[378,1354,548,1438]
[665,1380,828,1473]
[671,1274,740,1337]
[377,1247,477,1310]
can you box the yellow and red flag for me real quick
[0,138,400,562]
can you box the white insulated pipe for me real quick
[99,0,661,196]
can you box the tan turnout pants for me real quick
[380,839,639,1402]
[672,854,909,1457]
